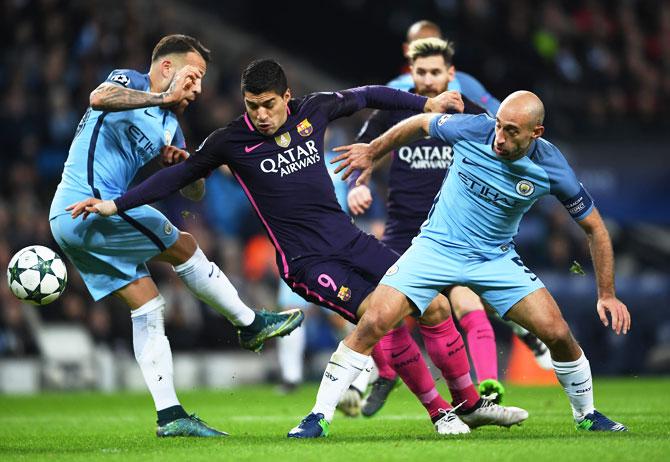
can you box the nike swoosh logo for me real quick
[390,345,411,358]
[244,142,263,153]
[144,109,156,118]
[461,157,482,167]
[446,338,459,347]
[571,378,590,386]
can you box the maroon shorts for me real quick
[284,232,400,323]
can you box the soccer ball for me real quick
[6,245,67,305]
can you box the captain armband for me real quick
[561,183,594,221]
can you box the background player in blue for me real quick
[386,20,500,116]
[50,35,303,437]
[351,38,552,416]
[69,59,529,436]
[316,90,632,433]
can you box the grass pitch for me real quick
[1,378,668,461]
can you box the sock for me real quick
[420,317,480,410]
[277,324,306,384]
[350,357,374,394]
[381,325,451,419]
[371,343,398,381]
[131,295,185,422]
[552,351,595,420]
[174,247,255,326]
[459,310,498,382]
[311,341,370,422]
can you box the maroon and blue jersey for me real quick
[356,95,486,253]
[114,86,429,320]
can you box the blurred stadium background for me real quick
[1,0,669,395]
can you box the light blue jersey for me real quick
[387,71,501,116]
[49,69,183,300]
[49,69,185,219]
[380,113,594,316]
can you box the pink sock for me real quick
[380,325,451,418]
[459,310,498,382]
[420,317,481,410]
[371,343,398,381]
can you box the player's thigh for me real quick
[289,260,374,324]
[504,287,573,349]
[447,285,485,319]
[467,249,545,319]
[379,236,462,317]
[113,276,160,309]
[418,293,454,327]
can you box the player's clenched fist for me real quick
[348,185,373,216]
[425,90,464,114]
[160,145,190,166]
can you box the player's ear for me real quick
[447,65,456,82]
[532,125,544,139]
[283,88,291,103]
[160,59,173,79]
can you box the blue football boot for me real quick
[156,414,228,437]
[287,412,330,438]
[576,410,627,432]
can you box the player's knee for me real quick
[539,319,572,350]
[420,295,451,325]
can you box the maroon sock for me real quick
[371,342,397,381]
[420,317,481,410]
[380,325,451,419]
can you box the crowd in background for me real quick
[0,0,667,371]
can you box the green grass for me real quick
[1,378,668,461]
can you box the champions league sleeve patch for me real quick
[437,114,453,126]
[561,183,594,220]
[108,72,130,87]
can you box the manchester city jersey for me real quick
[49,69,184,219]
[422,113,594,254]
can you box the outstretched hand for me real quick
[161,65,202,108]
[66,198,118,220]
[596,295,631,335]
[331,143,375,185]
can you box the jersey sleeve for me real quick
[104,69,148,91]
[539,143,595,221]
[171,125,186,149]
[456,71,501,116]
[356,110,393,143]
[428,113,495,145]
[114,128,229,212]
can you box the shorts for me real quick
[277,280,313,309]
[380,236,545,317]
[49,206,179,301]
[285,232,400,323]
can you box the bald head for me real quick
[498,91,545,128]
[493,91,546,161]
[407,20,442,42]
[404,20,443,58]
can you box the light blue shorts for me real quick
[277,280,313,309]
[379,236,545,318]
[49,206,179,301]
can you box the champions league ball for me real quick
[7,245,67,305]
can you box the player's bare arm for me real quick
[332,113,436,185]
[89,65,201,111]
[577,207,631,335]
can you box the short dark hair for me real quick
[241,59,288,95]
[408,37,455,67]
[151,34,211,63]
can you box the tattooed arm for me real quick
[89,65,201,112]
